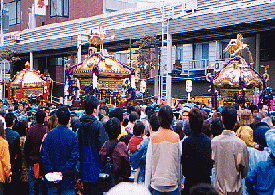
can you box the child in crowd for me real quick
[128,121,145,183]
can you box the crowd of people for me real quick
[0,97,275,195]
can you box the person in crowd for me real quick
[110,108,127,140]
[16,119,29,192]
[128,121,145,183]
[145,105,181,194]
[99,118,131,184]
[174,121,185,141]
[245,129,275,194]
[47,113,58,132]
[0,122,12,194]
[258,104,269,119]
[25,109,47,195]
[130,114,160,184]
[0,110,6,129]
[5,112,21,195]
[41,107,79,195]
[125,112,139,135]
[202,119,212,138]
[211,117,223,138]
[181,107,212,195]
[77,96,108,195]
[253,119,270,151]
[236,109,255,148]
[261,116,273,128]
[212,106,249,194]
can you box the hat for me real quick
[265,129,275,156]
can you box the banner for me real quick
[35,0,47,16]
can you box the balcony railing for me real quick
[185,59,209,77]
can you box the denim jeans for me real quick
[48,187,75,195]
[29,165,42,195]
[149,186,180,195]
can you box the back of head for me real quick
[265,129,275,156]
[190,183,219,195]
[85,96,99,115]
[158,105,173,129]
[222,105,237,130]
[253,122,269,149]
[17,120,28,136]
[100,105,109,116]
[211,117,223,137]
[133,121,145,136]
[127,105,136,114]
[48,114,58,131]
[202,119,212,137]
[104,118,121,140]
[183,119,191,136]
[57,107,70,126]
[110,107,123,123]
[189,107,204,134]
[5,112,15,127]
[149,114,160,132]
[175,121,184,140]
[0,110,5,117]
[129,112,139,123]
[36,110,46,124]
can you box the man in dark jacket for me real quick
[5,112,21,195]
[182,107,213,195]
[41,107,79,194]
[25,109,47,195]
[77,96,108,195]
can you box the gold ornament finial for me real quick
[261,64,269,81]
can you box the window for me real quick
[51,0,69,17]
[5,0,21,25]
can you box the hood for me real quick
[265,129,275,156]
[80,115,97,124]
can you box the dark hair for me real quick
[48,114,58,132]
[127,105,136,114]
[71,116,80,132]
[16,120,28,136]
[147,109,156,121]
[36,110,46,124]
[149,114,160,132]
[135,106,141,117]
[188,108,204,134]
[222,106,237,130]
[0,110,5,117]
[211,117,223,137]
[5,112,15,127]
[85,96,99,115]
[129,112,139,123]
[0,122,5,139]
[104,118,121,140]
[109,107,124,123]
[99,105,109,115]
[57,107,70,126]
[145,106,154,115]
[175,122,185,140]
[190,183,219,195]
[158,105,173,129]
[202,120,212,137]
[183,120,191,136]
[133,121,145,136]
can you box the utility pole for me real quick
[1,0,4,46]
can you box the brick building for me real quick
[4,0,136,33]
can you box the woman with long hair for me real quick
[0,122,12,194]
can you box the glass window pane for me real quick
[7,2,16,25]
[17,1,21,24]
[64,0,69,17]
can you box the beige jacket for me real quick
[0,137,12,183]
[145,129,181,192]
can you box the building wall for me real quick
[4,0,135,33]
